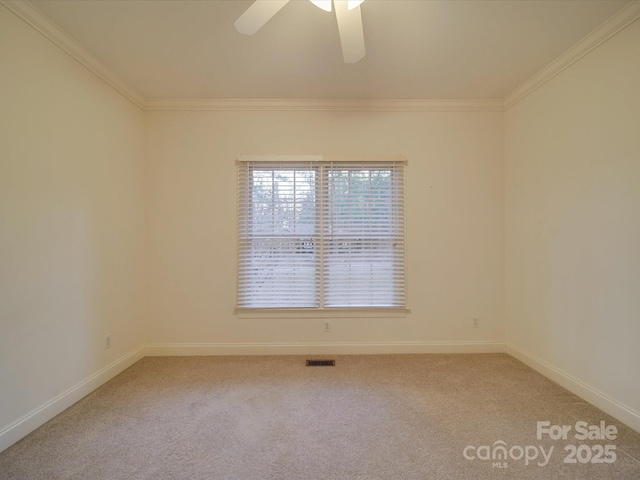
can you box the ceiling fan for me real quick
[235,0,366,63]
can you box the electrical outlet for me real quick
[472,318,480,328]
[104,334,112,349]
[324,321,331,333]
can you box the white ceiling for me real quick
[27,0,631,100]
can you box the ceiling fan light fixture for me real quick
[309,0,332,12]
[235,0,366,63]
[347,0,365,11]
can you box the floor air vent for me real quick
[306,359,335,367]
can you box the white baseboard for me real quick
[0,346,145,454]
[18,341,637,456]
[144,341,506,356]
[506,344,640,433]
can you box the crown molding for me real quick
[144,98,505,112]
[1,0,146,109]
[504,0,640,109]
[0,1,504,112]
[5,0,639,113]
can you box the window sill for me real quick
[234,307,410,319]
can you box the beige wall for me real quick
[505,18,640,419]
[0,6,146,444]
[146,110,505,350]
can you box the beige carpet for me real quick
[1,354,639,479]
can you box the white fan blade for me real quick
[334,0,365,63]
[234,0,290,35]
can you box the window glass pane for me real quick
[238,165,318,308]
[323,167,404,307]
[238,160,405,309]
[251,169,316,236]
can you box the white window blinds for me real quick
[237,155,406,309]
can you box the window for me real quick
[237,155,406,311]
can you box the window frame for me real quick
[235,154,409,318]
